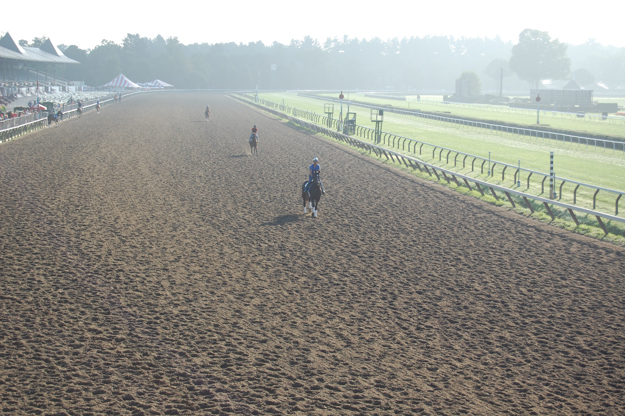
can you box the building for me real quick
[0,32,80,82]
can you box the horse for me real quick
[249,133,258,155]
[96,103,101,114]
[302,173,322,217]
[77,107,82,118]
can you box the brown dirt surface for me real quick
[1,92,625,415]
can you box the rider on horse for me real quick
[250,124,259,144]
[305,157,325,195]
[205,105,210,120]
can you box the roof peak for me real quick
[40,38,65,57]
[0,32,26,55]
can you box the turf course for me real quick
[319,93,625,140]
[259,92,625,219]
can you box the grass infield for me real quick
[260,92,625,216]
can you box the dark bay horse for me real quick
[249,133,258,155]
[302,173,322,217]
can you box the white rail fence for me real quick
[235,93,625,234]
[0,92,142,143]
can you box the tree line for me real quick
[17,31,625,91]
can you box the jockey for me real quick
[250,124,259,143]
[305,157,325,194]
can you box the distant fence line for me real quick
[237,93,625,223]
[296,93,625,153]
[371,94,625,124]
[0,92,142,143]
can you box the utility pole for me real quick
[255,69,260,103]
[536,94,541,124]
[338,91,344,132]
[499,67,503,97]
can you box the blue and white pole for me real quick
[550,151,554,199]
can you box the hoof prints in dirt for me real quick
[1,93,624,415]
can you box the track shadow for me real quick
[262,214,303,226]
[229,155,249,158]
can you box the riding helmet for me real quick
[313,157,318,162]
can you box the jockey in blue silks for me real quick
[250,124,259,142]
[305,157,325,194]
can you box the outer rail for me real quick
[1,92,142,143]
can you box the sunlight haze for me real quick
[2,0,622,49]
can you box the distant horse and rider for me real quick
[302,157,325,217]
[205,106,210,121]
[47,110,63,127]
[249,124,259,155]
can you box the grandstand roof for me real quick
[0,33,80,65]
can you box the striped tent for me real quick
[148,79,174,88]
[101,74,140,88]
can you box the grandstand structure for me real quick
[0,32,80,107]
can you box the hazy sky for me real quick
[3,0,623,49]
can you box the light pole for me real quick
[338,91,344,132]
[536,94,541,124]
[255,69,260,103]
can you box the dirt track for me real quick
[1,92,625,415]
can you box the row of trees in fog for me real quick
[21,31,625,90]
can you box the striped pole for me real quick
[550,151,554,199]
